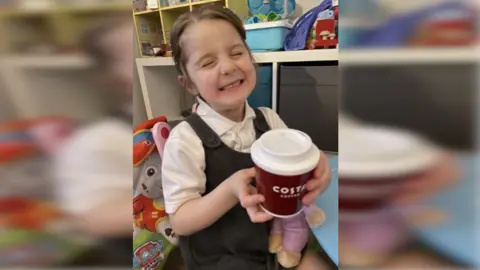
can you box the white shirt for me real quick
[162,99,288,214]
[53,118,132,215]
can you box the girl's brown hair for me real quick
[170,4,252,77]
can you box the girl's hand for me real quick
[228,168,273,223]
[302,151,331,206]
[391,153,460,204]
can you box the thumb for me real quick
[235,167,256,184]
[241,167,257,180]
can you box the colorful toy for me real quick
[284,0,331,51]
[409,8,474,46]
[0,196,85,267]
[0,117,75,163]
[0,196,62,230]
[314,19,337,49]
[247,0,295,19]
[268,205,326,268]
[27,117,76,156]
[257,13,267,21]
[245,12,281,24]
[355,2,474,48]
[0,120,38,163]
[244,0,295,24]
[133,230,173,270]
[133,116,179,270]
[245,15,261,24]
[266,11,280,21]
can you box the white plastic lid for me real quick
[251,129,320,176]
[339,118,441,178]
[244,19,293,30]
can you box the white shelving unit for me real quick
[136,49,339,67]
[0,55,109,120]
[1,55,93,68]
[341,46,480,65]
[136,49,339,120]
[136,45,480,121]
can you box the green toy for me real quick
[257,13,267,21]
[266,11,280,21]
[133,230,175,270]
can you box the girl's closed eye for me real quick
[231,51,243,57]
[201,59,215,68]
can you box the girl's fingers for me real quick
[392,155,461,204]
[302,188,322,206]
[314,153,331,179]
[240,194,264,208]
[247,206,273,223]
[305,177,329,193]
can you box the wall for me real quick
[292,0,320,18]
[0,79,17,122]
[133,29,148,126]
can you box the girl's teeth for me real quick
[222,81,240,90]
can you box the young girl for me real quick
[161,5,331,270]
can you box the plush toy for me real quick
[133,116,179,270]
[27,117,75,156]
[268,204,326,268]
[339,206,448,267]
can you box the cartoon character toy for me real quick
[268,203,326,268]
[133,117,178,270]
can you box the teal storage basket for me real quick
[248,65,272,108]
[245,20,293,52]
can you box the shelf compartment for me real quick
[191,0,225,11]
[135,11,164,57]
[160,0,190,10]
[134,0,250,56]
[160,5,190,45]
[134,9,160,15]
[191,0,223,6]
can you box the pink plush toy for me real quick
[268,204,326,268]
[27,117,75,155]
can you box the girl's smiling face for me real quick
[180,19,256,120]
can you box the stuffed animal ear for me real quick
[27,118,75,156]
[152,122,171,159]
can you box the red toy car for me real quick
[315,19,338,49]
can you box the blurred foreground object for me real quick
[339,0,476,48]
[0,117,84,267]
[338,1,477,268]
[0,0,129,55]
[338,116,454,266]
[0,116,76,195]
[0,1,133,267]
[338,116,444,215]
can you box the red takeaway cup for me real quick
[251,129,320,218]
[338,119,441,221]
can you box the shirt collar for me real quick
[195,97,256,136]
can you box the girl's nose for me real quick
[219,58,236,75]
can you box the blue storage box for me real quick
[248,65,272,108]
[245,20,293,52]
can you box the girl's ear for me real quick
[178,75,198,96]
[177,75,186,88]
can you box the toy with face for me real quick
[133,117,178,248]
